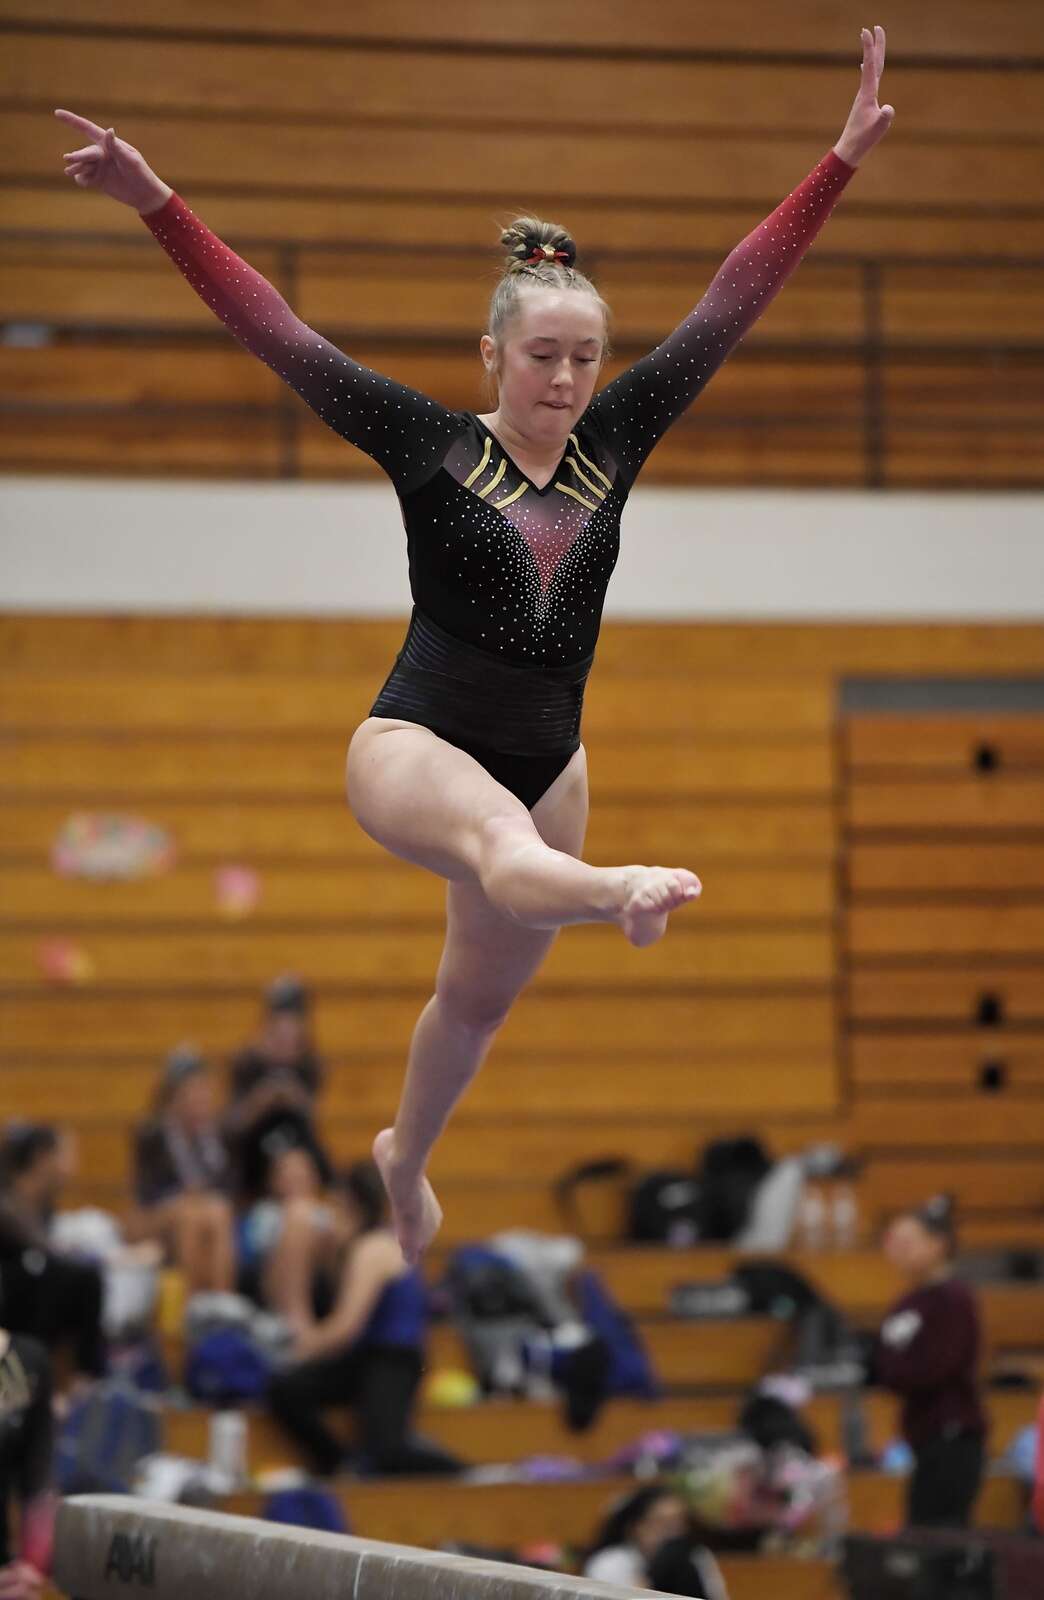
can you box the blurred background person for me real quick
[582,1485,728,1597]
[267,1160,457,1478]
[236,1141,338,1322]
[0,1125,105,1386]
[224,976,331,1207]
[875,1194,986,1529]
[126,1046,235,1296]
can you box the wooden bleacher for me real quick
[229,1472,1025,1545]
[224,1478,847,1598]
[3,613,1044,1241]
[3,1,1043,486]
[3,609,1044,1595]
[155,1284,1044,1397]
[163,1388,1043,1476]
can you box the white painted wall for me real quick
[2,476,1042,619]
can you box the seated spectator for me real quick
[874,1194,986,1530]
[224,976,331,1204]
[582,1486,728,1598]
[267,1161,457,1478]
[0,1125,105,1384]
[0,1330,55,1599]
[649,1536,732,1600]
[125,1046,235,1296]
[237,1143,339,1324]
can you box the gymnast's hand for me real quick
[54,109,173,214]
[833,25,895,167]
[0,1562,43,1600]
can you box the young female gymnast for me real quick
[56,25,894,1265]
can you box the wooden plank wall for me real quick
[3,613,1044,1237]
[2,1,1043,485]
[844,704,1044,1230]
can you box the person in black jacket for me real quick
[0,1126,105,1384]
[223,976,331,1205]
[127,1046,235,1295]
[875,1195,986,1529]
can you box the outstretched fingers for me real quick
[858,24,887,97]
[871,24,893,121]
[54,108,106,141]
[875,23,887,78]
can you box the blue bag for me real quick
[263,1487,349,1534]
[185,1327,271,1403]
[55,1378,161,1494]
[574,1269,660,1398]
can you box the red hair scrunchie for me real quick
[524,246,572,265]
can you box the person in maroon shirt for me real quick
[875,1195,986,1529]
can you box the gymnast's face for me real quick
[482,287,606,444]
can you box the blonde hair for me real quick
[484,214,612,404]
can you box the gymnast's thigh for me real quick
[436,746,590,1022]
[346,716,534,882]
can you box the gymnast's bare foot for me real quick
[616,866,702,948]
[372,1128,444,1266]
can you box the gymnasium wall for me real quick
[3,477,1043,618]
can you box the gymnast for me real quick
[55,25,893,1265]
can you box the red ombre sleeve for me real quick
[141,194,465,496]
[587,150,856,486]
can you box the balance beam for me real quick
[53,1494,659,1599]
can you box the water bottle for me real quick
[797,1186,827,1251]
[208,1409,248,1489]
[832,1182,859,1250]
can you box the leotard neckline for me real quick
[471,412,575,496]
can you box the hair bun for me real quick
[499,214,578,277]
[522,235,576,269]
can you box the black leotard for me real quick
[143,150,854,804]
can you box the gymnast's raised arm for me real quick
[587,25,895,487]
[54,109,461,497]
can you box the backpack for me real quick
[738,1392,818,1456]
[55,1378,161,1495]
[442,1246,553,1395]
[185,1326,272,1403]
[444,1246,551,1323]
[263,1487,349,1534]
[732,1260,868,1388]
[573,1270,660,1401]
[696,1138,773,1242]
[627,1169,703,1244]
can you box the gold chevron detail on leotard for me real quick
[492,482,528,509]
[463,435,493,490]
[568,433,613,490]
[566,456,606,500]
[476,457,508,497]
[554,481,599,511]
